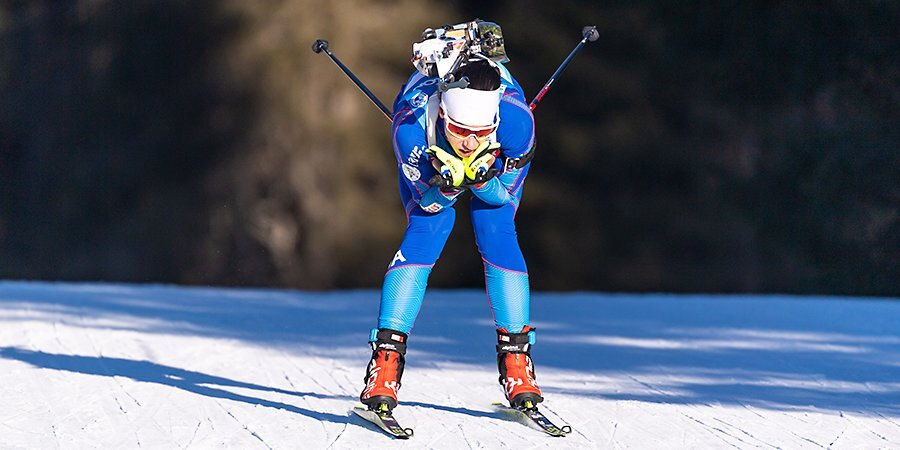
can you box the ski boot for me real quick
[360,328,408,412]
[496,326,543,409]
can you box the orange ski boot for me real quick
[496,326,543,409]
[360,328,407,411]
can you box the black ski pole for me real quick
[529,26,599,112]
[312,39,394,121]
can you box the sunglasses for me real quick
[443,116,497,139]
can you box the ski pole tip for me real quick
[312,39,329,53]
[582,26,599,42]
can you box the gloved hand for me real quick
[463,141,501,185]
[426,145,466,189]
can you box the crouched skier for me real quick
[359,57,543,412]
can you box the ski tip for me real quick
[492,401,572,437]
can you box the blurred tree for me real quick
[1,0,897,295]
[197,0,452,288]
[1,0,251,281]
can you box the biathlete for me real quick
[359,55,543,413]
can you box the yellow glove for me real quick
[426,145,466,188]
[463,141,501,182]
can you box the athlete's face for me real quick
[441,109,497,158]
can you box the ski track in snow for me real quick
[0,281,898,449]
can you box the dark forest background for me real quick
[1,1,897,295]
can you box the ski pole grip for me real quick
[582,26,599,42]
[312,39,329,53]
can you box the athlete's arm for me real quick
[470,88,534,207]
[393,107,460,213]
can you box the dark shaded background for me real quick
[1,1,897,295]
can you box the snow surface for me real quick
[0,281,898,449]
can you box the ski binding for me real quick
[352,405,414,439]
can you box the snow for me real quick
[0,280,898,448]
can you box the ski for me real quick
[492,402,572,437]
[352,406,414,439]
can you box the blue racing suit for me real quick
[377,62,536,336]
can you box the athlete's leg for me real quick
[378,175,456,334]
[471,185,542,407]
[470,196,529,333]
[361,175,456,410]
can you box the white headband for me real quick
[440,86,501,128]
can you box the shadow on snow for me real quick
[1,281,898,417]
[0,347,357,425]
